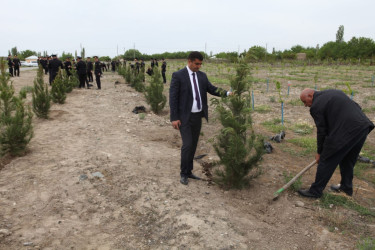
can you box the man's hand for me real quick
[315,154,320,164]
[172,120,181,130]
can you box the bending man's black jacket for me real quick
[310,89,374,159]
[169,67,224,125]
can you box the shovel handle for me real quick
[273,160,317,198]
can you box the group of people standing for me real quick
[145,58,167,83]
[7,55,21,77]
[38,55,103,89]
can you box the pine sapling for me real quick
[0,60,33,156]
[144,66,166,114]
[212,63,264,189]
[51,69,67,104]
[32,65,51,119]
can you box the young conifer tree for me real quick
[61,70,73,93]
[50,69,67,104]
[125,65,133,84]
[131,71,145,92]
[0,60,33,156]
[69,68,80,89]
[212,63,264,189]
[144,66,166,114]
[32,65,51,119]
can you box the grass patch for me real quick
[283,171,302,191]
[210,77,230,86]
[365,95,375,101]
[288,137,316,154]
[319,193,375,217]
[254,105,272,113]
[362,107,375,113]
[261,118,286,133]
[21,86,34,93]
[292,123,314,135]
[357,237,375,250]
[287,98,304,106]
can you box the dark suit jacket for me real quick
[310,89,374,160]
[169,67,223,125]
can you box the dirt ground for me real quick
[0,66,374,249]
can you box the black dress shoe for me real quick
[330,184,352,196]
[187,174,201,180]
[298,189,321,198]
[180,176,188,185]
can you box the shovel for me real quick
[273,160,317,201]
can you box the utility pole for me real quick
[117,44,118,56]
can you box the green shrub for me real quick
[144,67,166,114]
[32,65,51,119]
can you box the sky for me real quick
[1,0,374,58]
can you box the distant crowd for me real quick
[6,54,168,88]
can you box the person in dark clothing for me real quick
[7,55,14,77]
[13,55,21,77]
[146,66,153,76]
[169,51,231,185]
[154,59,159,67]
[150,58,154,68]
[86,57,93,82]
[111,60,116,72]
[76,57,88,89]
[64,57,72,77]
[134,58,140,74]
[41,56,49,75]
[298,89,374,198]
[72,59,76,69]
[161,58,167,84]
[94,56,102,89]
[48,55,63,85]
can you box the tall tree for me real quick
[32,65,51,119]
[336,25,345,43]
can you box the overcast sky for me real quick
[1,0,374,57]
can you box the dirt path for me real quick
[0,69,372,249]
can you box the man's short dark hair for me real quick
[188,51,203,61]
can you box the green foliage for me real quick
[21,86,34,94]
[0,60,33,156]
[61,70,73,93]
[69,68,80,89]
[292,123,313,135]
[131,70,145,92]
[99,56,111,62]
[212,63,264,189]
[254,105,271,113]
[357,237,375,250]
[336,25,344,43]
[50,70,67,104]
[261,118,286,133]
[275,81,284,103]
[60,52,74,62]
[245,46,267,62]
[32,65,51,119]
[319,193,375,217]
[288,137,317,154]
[144,67,166,114]
[283,171,302,191]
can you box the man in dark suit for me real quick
[64,57,72,77]
[48,54,64,85]
[76,56,88,89]
[13,55,21,77]
[86,57,93,82]
[161,58,167,84]
[94,56,102,89]
[7,55,14,77]
[169,51,229,185]
[298,89,374,198]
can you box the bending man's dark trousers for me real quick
[78,74,87,88]
[309,128,369,196]
[162,71,166,83]
[8,68,13,77]
[179,112,203,177]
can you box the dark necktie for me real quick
[192,72,201,110]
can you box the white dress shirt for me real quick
[186,66,202,113]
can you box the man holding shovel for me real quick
[298,88,374,198]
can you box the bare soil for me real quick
[0,66,374,249]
